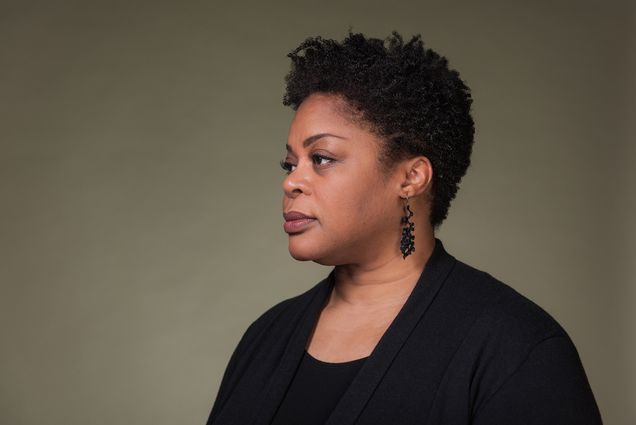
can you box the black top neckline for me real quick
[303,349,369,367]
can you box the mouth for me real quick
[283,211,315,221]
[283,210,317,234]
[283,218,317,233]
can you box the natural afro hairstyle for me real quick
[282,30,475,231]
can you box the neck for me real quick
[330,232,436,310]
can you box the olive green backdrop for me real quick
[1,1,634,424]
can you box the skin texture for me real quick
[281,92,439,361]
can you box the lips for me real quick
[283,211,315,221]
[283,210,317,234]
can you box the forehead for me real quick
[292,93,355,126]
[287,93,378,147]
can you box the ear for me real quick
[399,156,433,198]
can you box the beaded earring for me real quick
[400,195,415,259]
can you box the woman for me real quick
[206,31,603,425]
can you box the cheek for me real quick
[316,160,392,231]
[321,184,388,232]
[319,192,356,228]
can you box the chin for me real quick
[287,237,326,262]
[287,238,341,266]
[287,240,320,262]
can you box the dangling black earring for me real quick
[400,195,415,259]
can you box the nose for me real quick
[281,161,311,198]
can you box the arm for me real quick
[472,335,603,424]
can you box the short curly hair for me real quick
[282,29,475,231]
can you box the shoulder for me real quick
[446,261,603,422]
[445,259,586,411]
[447,258,568,342]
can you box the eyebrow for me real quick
[285,133,347,152]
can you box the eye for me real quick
[311,154,334,166]
[279,154,334,175]
[279,159,295,174]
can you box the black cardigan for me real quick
[206,238,603,425]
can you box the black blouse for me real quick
[269,350,368,425]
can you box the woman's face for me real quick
[281,92,404,265]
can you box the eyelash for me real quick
[279,154,334,174]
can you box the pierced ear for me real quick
[403,157,433,197]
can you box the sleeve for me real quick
[205,320,256,425]
[471,335,603,425]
